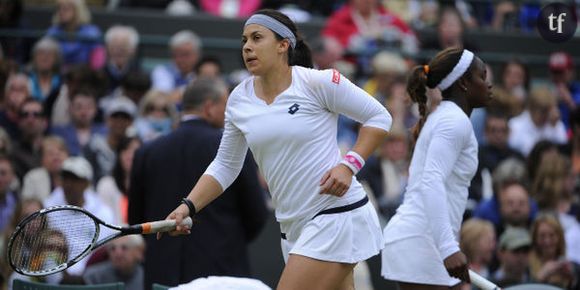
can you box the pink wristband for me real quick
[340,151,365,175]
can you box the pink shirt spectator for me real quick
[199,0,261,18]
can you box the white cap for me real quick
[106,96,137,118]
[62,157,93,180]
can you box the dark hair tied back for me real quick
[254,9,313,68]
[407,47,467,142]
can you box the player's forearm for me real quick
[185,174,224,213]
[350,126,389,159]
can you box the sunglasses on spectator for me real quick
[146,106,168,113]
[19,111,44,118]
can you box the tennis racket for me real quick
[469,269,502,290]
[7,205,192,277]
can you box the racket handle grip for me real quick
[469,270,501,290]
[141,217,193,234]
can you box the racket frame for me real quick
[8,205,144,276]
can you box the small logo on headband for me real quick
[332,69,341,84]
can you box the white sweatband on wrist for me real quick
[340,151,365,175]
[436,49,474,91]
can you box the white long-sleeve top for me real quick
[205,66,392,223]
[384,101,478,259]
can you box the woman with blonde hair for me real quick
[531,153,577,231]
[46,0,105,69]
[529,214,579,289]
[460,218,496,280]
[134,90,178,142]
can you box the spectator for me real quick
[460,218,496,280]
[194,56,223,79]
[129,78,268,289]
[47,64,106,127]
[470,112,524,202]
[46,0,105,69]
[309,36,344,70]
[83,235,145,290]
[527,140,560,182]
[1,198,44,289]
[565,108,580,176]
[12,98,48,180]
[474,173,538,236]
[51,87,106,156]
[44,156,114,278]
[103,25,141,93]
[362,51,407,104]
[322,0,418,58]
[0,128,12,156]
[491,227,532,287]
[531,153,578,231]
[199,0,261,18]
[533,153,572,210]
[96,137,141,224]
[491,59,530,118]
[85,96,137,181]
[549,51,580,131]
[421,6,478,52]
[151,30,201,102]
[358,126,410,219]
[134,90,177,142]
[491,1,519,31]
[21,136,69,202]
[529,214,579,289]
[26,37,63,105]
[508,87,568,156]
[0,155,17,234]
[0,73,31,139]
[118,71,151,106]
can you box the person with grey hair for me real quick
[83,234,145,290]
[104,25,142,93]
[26,37,63,103]
[129,77,268,289]
[151,30,201,100]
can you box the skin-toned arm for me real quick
[320,126,388,196]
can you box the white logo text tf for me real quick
[549,12,566,33]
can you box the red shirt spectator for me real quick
[322,0,418,56]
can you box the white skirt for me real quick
[280,202,384,264]
[381,235,460,286]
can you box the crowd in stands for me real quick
[0,0,579,289]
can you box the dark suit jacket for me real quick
[128,119,269,289]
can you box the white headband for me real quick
[437,50,474,91]
[244,14,296,49]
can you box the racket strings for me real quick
[10,209,98,275]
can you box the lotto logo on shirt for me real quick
[332,69,341,84]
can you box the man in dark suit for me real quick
[129,78,269,289]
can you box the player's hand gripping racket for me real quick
[7,205,192,277]
[469,270,502,290]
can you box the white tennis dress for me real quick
[205,66,392,263]
[382,101,478,286]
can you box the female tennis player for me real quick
[161,9,392,290]
[382,47,492,290]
